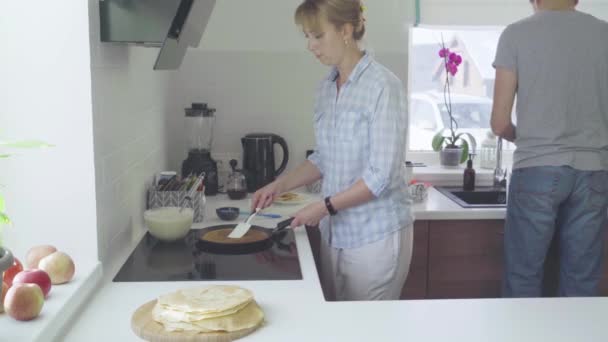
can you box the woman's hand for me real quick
[291,201,328,228]
[251,181,285,210]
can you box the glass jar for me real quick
[479,131,497,170]
[226,159,247,200]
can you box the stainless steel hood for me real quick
[99,0,216,70]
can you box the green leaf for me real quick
[0,140,53,149]
[460,139,469,164]
[0,211,10,225]
[0,194,4,212]
[432,131,446,151]
[460,132,477,153]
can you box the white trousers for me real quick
[320,224,414,301]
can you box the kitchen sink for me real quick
[435,186,507,208]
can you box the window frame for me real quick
[406,24,514,167]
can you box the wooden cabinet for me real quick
[307,220,608,300]
[400,221,429,299]
[427,220,504,299]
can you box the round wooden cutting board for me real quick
[131,300,261,342]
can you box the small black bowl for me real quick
[216,207,240,221]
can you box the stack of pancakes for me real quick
[152,285,264,334]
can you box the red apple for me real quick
[38,251,75,285]
[25,245,57,269]
[0,281,8,313]
[3,283,44,321]
[3,257,24,287]
[12,269,52,298]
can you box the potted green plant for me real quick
[431,42,477,166]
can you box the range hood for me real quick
[99,0,216,70]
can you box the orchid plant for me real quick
[431,40,477,163]
[0,140,52,247]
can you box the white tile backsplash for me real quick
[88,0,172,262]
[87,0,413,261]
[165,50,409,173]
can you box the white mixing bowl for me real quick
[143,207,194,241]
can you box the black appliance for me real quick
[113,229,302,282]
[99,0,216,70]
[241,133,289,192]
[181,103,218,195]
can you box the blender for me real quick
[181,103,218,195]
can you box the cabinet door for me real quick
[428,220,505,299]
[400,221,429,299]
[305,225,322,283]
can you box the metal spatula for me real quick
[228,207,260,239]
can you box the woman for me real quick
[251,0,413,301]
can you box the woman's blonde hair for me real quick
[294,0,366,41]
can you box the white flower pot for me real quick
[440,147,463,167]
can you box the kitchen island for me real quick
[55,190,608,341]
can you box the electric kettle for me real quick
[241,133,289,192]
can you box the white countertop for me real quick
[56,192,608,342]
[413,186,505,220]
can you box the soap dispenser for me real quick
[463,153,476,191]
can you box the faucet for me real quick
[493,137,507,189]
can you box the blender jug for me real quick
[181,103,219,195]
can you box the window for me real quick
[408,26,515,152]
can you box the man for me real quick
[491,0,608,297]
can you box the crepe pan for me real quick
[197,218,294,254]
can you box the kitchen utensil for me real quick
[241,133,289,192]
[239,211,282,219]
[181,103,218,195]
[179,174,204,213]
[228,208,260,239]
[132,300,260,342]
[144,207,194,242]
[226,159,247,200]
[198,218,295,255]
[216,207,240,221]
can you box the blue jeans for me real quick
[503,166,608,297]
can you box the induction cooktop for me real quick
[113,229,302,282]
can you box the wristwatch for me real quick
[324,196,337,216]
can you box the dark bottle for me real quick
[463,154,476,191]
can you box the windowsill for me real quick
[412,165,494,186]
[0,259,102,342]
[407,150,513,186]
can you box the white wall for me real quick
[88,1,174,262]
[167,0,415,177]
[0,3,97,261]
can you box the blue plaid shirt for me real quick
[308,52,413,249]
